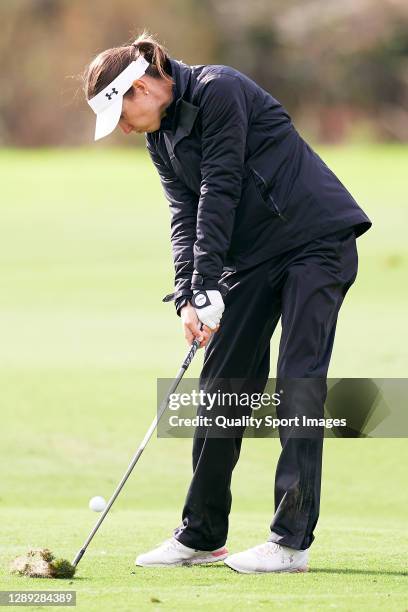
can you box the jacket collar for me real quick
[159,59,198,134]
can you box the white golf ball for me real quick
[89,496,106,512]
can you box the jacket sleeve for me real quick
[192,74,249,290]
[145,136,198,304]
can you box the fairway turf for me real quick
[0,146,407,610]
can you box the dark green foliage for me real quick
[50,558,76,579]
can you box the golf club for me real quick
[72,331,202,568]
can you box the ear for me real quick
[132,78,147,94]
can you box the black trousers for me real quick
[174,227,359,551]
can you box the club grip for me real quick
[181,323,203,370]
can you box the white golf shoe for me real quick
[135,537,228,567]
[224,541,309,574]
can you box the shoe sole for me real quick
[224,559,309,574]
[136,551,229,568]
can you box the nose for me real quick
[119,120,133,135]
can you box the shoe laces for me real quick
[253,542,282,558]
[159,538,182,552]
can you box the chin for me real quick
[152,120,162,132]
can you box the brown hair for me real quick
[83,29,174,101]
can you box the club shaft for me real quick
[72,337,200,567]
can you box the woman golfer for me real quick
[84,32,371,573]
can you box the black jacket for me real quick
[145,59,371,309]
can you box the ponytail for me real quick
[132,30,172,83]
[83,28,173,101]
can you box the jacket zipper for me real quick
[251,167,287,221]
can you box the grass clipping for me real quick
[10,548,75,579]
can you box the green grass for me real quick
[0,145,407,610]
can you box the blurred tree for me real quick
[0,0,407,145]
[205,0,408,142]
[0,0,215,146]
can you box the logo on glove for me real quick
[192,291,211,309]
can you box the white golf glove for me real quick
[192,289,225,330]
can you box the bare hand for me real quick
[180,302,220,348]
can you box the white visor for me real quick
[87,56,149,141]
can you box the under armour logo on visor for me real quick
[105,87,119,101]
